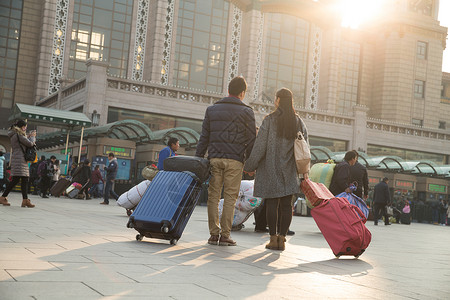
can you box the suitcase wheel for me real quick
[136,234,143,241]
[161,221,171,233]
[354,249,365,258]
[126,209,132,216]
[170,239,178,245]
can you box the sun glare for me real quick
[337,0,386,29]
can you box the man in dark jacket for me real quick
[373,177,391,225]
[350,150,369,200]
[72,159,92,199]
[40,156,56,198]
[100,153,119,205]
[196,76,256,246]
[329,151,357,196]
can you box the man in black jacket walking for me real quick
[329,151,357,196]
[196,76,256,246]
[100,153,119,205]
[373,177,391,225]
[350,150,369,200]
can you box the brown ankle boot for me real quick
[277,235,286,251]
[0,196,10,206]
[21,199,35,208]
[265,235,279,250]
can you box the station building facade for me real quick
[0,0,449,196]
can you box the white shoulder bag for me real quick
[294,128,311,174]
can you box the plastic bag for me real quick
[117,180,151,209]
[402,204,410,214]
[336,192,369,219]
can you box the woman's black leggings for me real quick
[266,195,293,236]
[2,176,29,199]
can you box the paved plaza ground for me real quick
[0,192,449,299]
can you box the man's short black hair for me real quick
[41,155,46,161]
[108,152,115,158]
[382,177,389,182]
[228,76,247,96]
[50,155,56,160]
[344,151,357,162]
[168,137,179,147]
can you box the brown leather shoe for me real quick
[265,235,279,250]
[0,196,10,206]
[207,235,219,245]
[219,235,237,246]
[99,202,109,205]
[21,199,35,208]
[277,235,286,251]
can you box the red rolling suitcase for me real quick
[311,197,371,258]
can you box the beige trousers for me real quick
[207,158,243,238]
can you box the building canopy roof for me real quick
[310,147,450,179]
[9,103,92,128]
[36,119,200,149]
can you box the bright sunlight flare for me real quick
[337,0,387,29]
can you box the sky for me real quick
[439,0,450,72]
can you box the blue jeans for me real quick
[104,180,118,204]
[90,183,102,198]
[432,208,439,223]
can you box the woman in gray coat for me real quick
[0,119,36,207]
[244,88,309,251]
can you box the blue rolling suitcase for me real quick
[127,170,203,245]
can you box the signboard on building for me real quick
[428,184,446,193]
[60,146,87,155]
[368,177,381,185]
[104,146,132,158]
[394,180,415,190]
[60,148,72,154]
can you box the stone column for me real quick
[351,105,369,152]
[84,59,109,126]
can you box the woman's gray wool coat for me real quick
[8,126,36,177]
[244,114,308,199]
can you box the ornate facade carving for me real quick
[228,6,242,82]
[131,0,150,81]
[306,24,322,110]
[49,0,69,94]
[253,11,264,102]
[161,0,175,85]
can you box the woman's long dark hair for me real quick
[271,88,297,139]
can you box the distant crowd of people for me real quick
[0,119,122,207]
